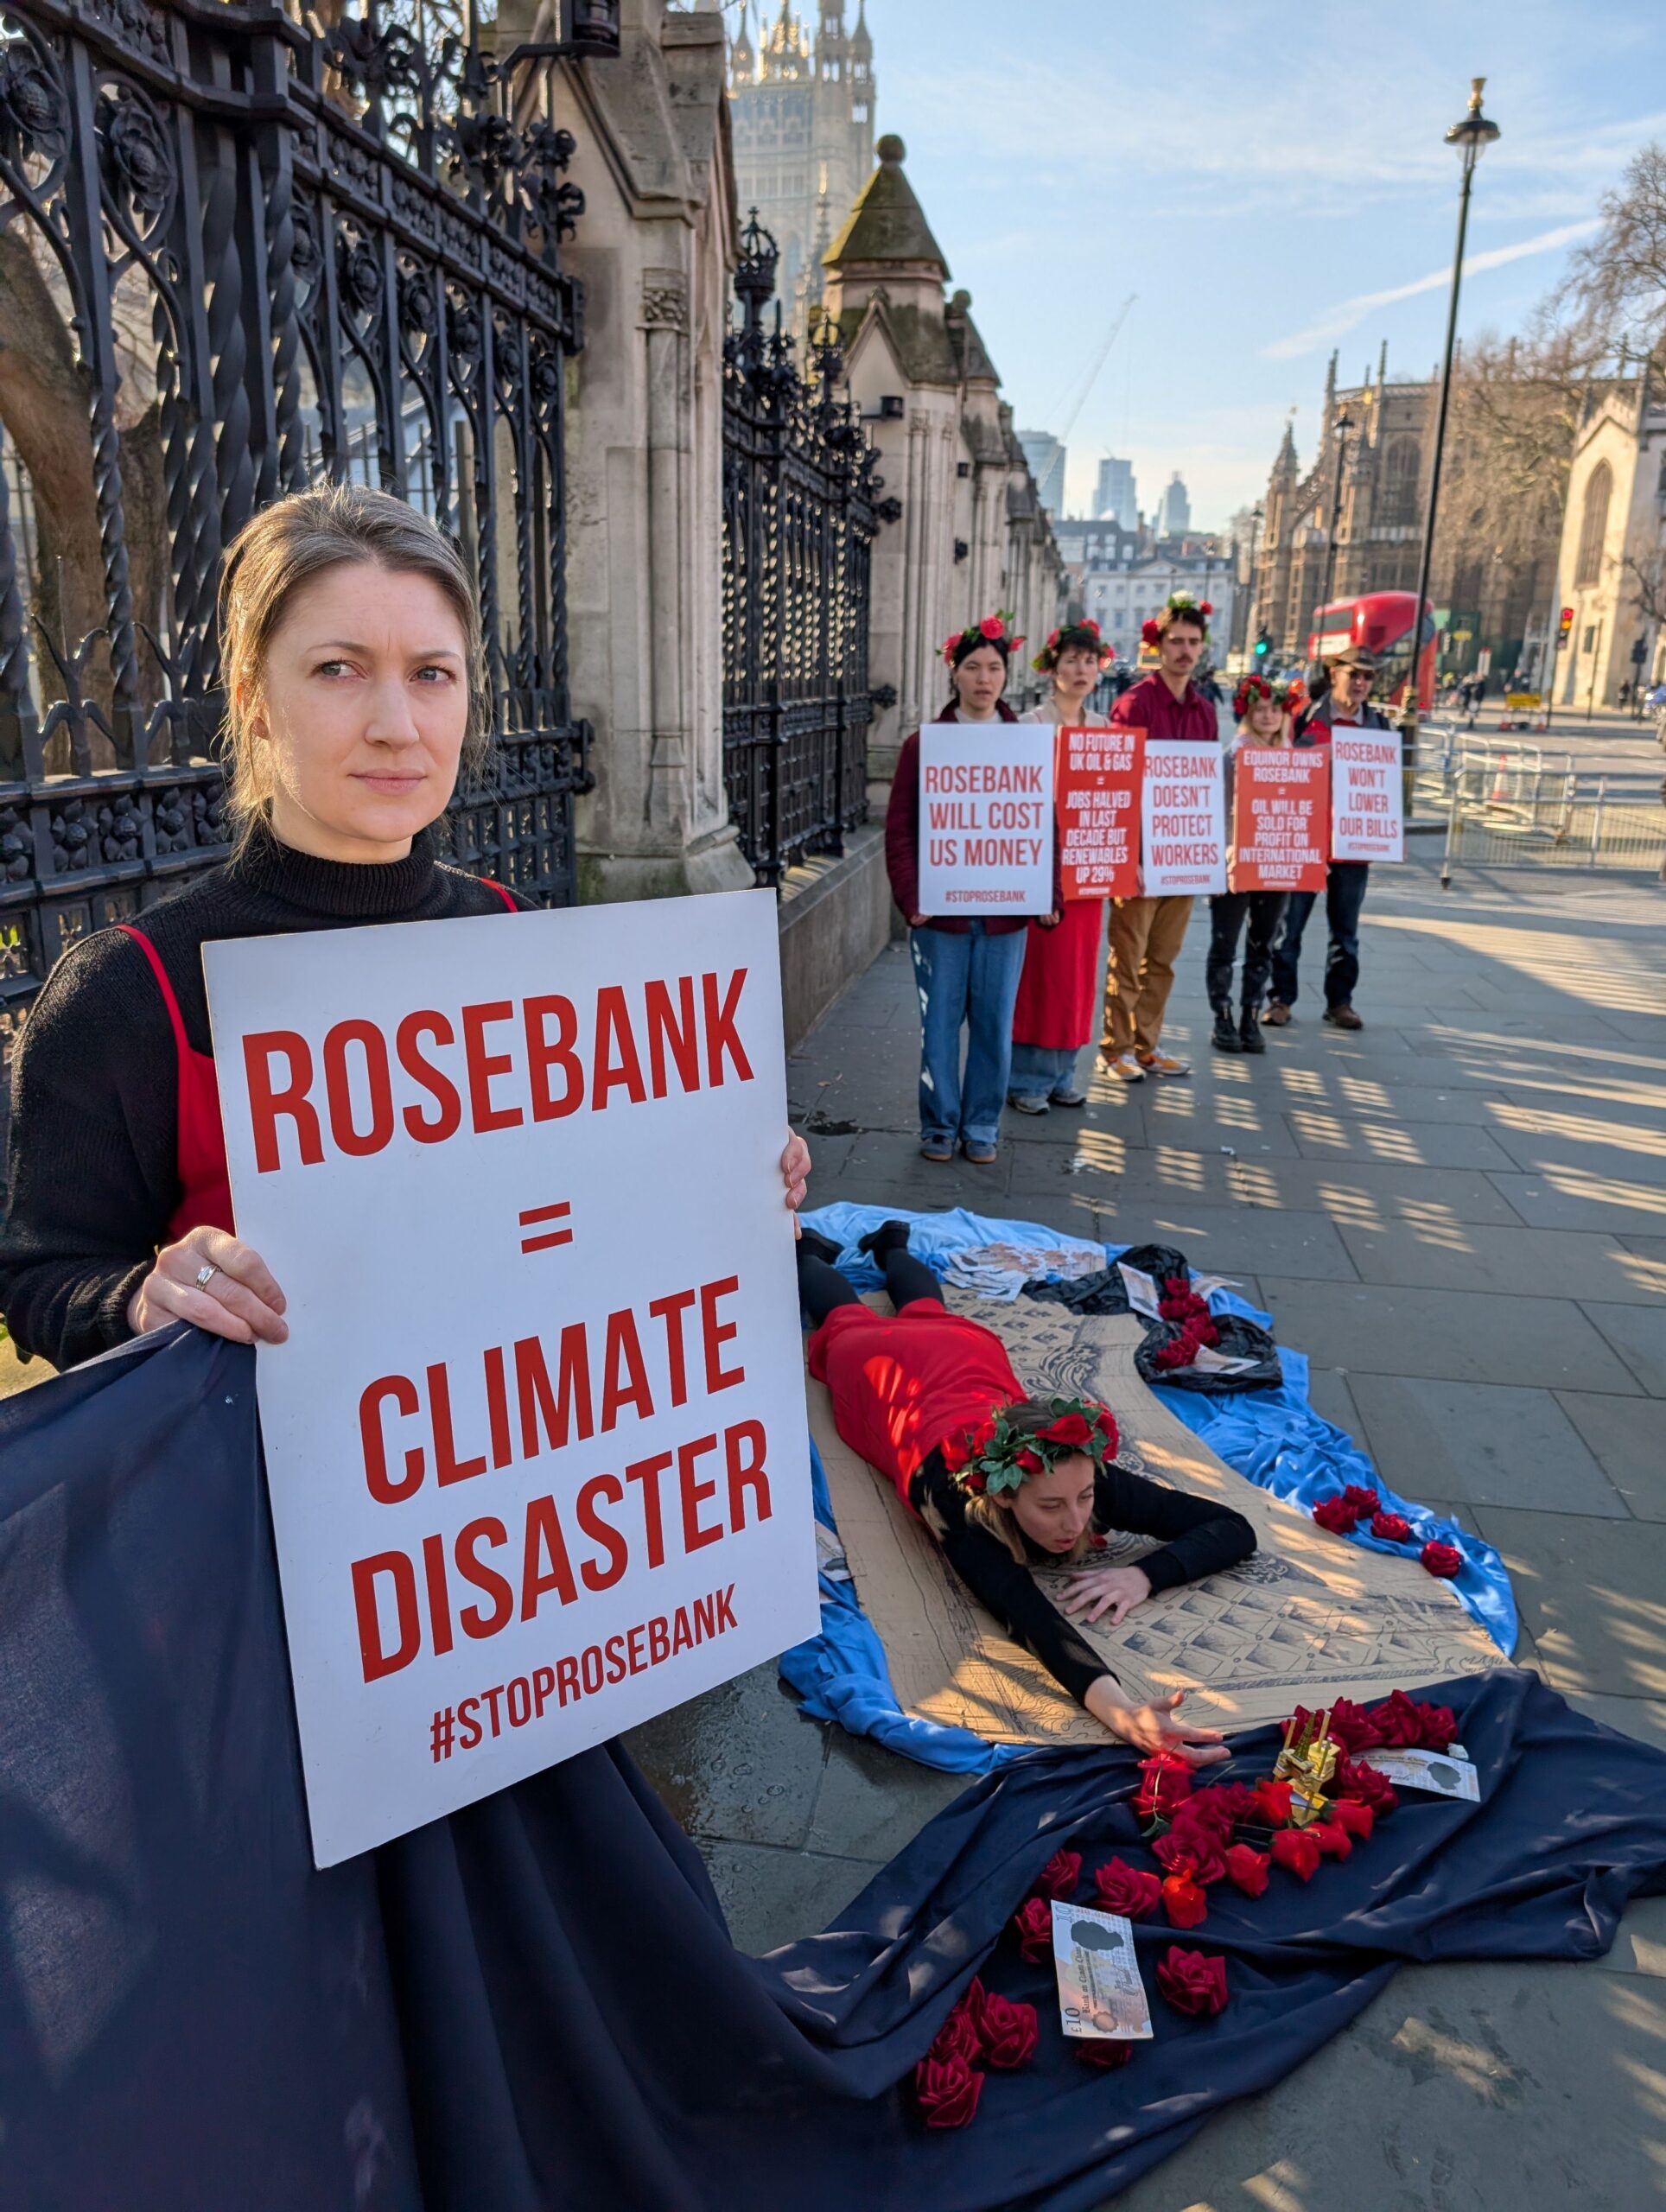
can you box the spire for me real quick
[1324,348,1338,414]
[850,0,872,64]
[731,0,754,80]
[823,135,949,280]
[1272,411,1299,484]
[1377,338,1388,391]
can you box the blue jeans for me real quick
[910,924,1027,1147]
[1008,1043,1085,1103]
[1269,861,1370,1010]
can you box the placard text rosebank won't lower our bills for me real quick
[205,890,817,1866]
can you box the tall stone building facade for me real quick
[820,138,1065,782]
[1552,373,1666,707]
[728,1,874,327]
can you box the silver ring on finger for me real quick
[195,1262,219,1291]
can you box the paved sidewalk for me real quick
[631,845,1666,2209]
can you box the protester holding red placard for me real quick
[1208,676,1294,1054]
[1007,620,1115,1116]
[1102,594,1218,1081]
[0,486,811,1369]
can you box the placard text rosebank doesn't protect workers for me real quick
[205,890,817,1866]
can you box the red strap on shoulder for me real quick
[481,880,518,912]
[117,924,190,1060]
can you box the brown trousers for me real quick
[1103,895,1195,1057]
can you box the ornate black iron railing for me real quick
[722,213,877,887]
[0,0,616,1134]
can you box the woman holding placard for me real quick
[883,614,1059,1167]
[1207,675,1293,1055]
[1007,620,1115,1114]
[0,485,811,1369]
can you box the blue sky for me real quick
[820,0,1665,529]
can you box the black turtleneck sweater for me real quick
[0,821,528,1371]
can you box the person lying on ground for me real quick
[798,1220,1256,1763]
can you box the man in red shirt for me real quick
[1103,598,1220,1080]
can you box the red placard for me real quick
[1229,747,1329,892]
[1056,724,1144,899]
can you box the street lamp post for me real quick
[1408,78,1500,741]
[1317,407,1355,642]
[1243,499,1263,654]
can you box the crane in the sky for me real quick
[1055,294,1137,447]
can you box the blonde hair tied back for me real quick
[216,483,488,832]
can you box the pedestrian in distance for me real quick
[1100,593,1219,1083]
[1207,674,1293,1056]
[883,614,1061,1166]
[1007,619,1116,1116]
[0,485,812,1370]
[1264,641,1389,1033]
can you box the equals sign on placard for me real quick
[518,1201,573,1255]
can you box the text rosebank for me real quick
[923,757,1046,869]
[1145,774,1219,868]
[234,969,777,1687]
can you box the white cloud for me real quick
[1261,219,1599,359]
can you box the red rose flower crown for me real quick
[1140,592,1213,650]
[942,611,1025,667]
[1033,618,1114,674]
[943,1396,1119,1498]
[1231,672,1293,725]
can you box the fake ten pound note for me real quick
[1051,1901,1154,2041]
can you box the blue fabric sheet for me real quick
[788,1203,1517,1775]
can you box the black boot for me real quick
[857,1217,913,1260]
[1238,1007,1266,1053]
[1211,1006,1242,1052]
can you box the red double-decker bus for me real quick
[1307,591,1434,709]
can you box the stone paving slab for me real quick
[1345,1375,1633,1517]
[1470,1509,1666,1699]
[1093,1201,1358,1283]
[1337,1219,1663,1303]
[1555,1390,1666,1521]
[1576,1300,1666,1396]
[1486,1172,1666,1236]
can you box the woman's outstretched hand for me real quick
[127,1224,289,1347]
[1083,1681,1228,1766]
[1059,1563,1150,1625]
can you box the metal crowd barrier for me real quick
[1438,760,1666,884]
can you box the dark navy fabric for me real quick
[3,1326,1663,2212]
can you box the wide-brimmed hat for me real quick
[1327,644,1377,672]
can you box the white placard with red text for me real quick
[204,892,816,1866]
[1140,743,1227,894]
[1057,724,1143,899]
[917,723,1056,917]
[1229,747,1330,892]
[1329,731,1403,861]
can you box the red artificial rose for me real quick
[1308,1819,1352,1860]
[1163,1275,1188,1295]
[1197,601,1214,619]
[976,1991,1040,2070]
[1075,2037,1134,2069]
[1251,1778,1294,1827]
[914,2051,982,2127]
[1014,1446,1045,1477]
[1154,1337,1195,1371]
[1033,1848,1082,1903]
[1161,1875,1209,1929]
[1324,1698,1384,1753]
[1329,1796,1374,1841]
[1046,627,1061,647]
[1370,1511,1412,1544]
[1313,1497,1361,1536]
[1155,1946,1229,2018]
[1332,1754,1398,1817]
[979,615,1004,640]
[1414,1700,1459,1752]
[1012,1895,1053,1962]
[1135,1753,1193,1822]
[1154,1827,1227,1887]
[1371,1689,1424,1748]
[943,631,963,658]
[1083,619,1101,635]
[954,1975,989,2035]
[941,1428,972,1474]
[927,2006,981,2066]
[1092,1405,1119,1450]
[1270,1827,1321,1881]
[1342,1484,1381,1517]
[1224,1842,1270,1897]
[1141,618,1162,645]
[1421,1540,1462,1579]
[1174,1787,1240,1840]
[1042,1413,1093,1449]
[963,1470,988,1494]
[1092,1858,1161,1921]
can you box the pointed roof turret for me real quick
[731,0,754,79]
[1272,414,1299,484]
[823,135,949,279]
[850,0,872,60]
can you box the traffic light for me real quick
[1556,606,1574,647]
[1253,627,1271,661]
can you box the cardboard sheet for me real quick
[805,1296,1505,1745]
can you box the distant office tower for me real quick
[1157,472,1192,537]
[1094,455,1137,530]
[1018,429,1066,517]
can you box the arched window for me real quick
[1575,461,1612,588]
[1379,438,1420,527]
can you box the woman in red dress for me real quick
[798,1220,1253,1759]
[1008,620,1116,1115]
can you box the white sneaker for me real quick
[1138,1050,1192,1078]
[1104,1052,1145,1083]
